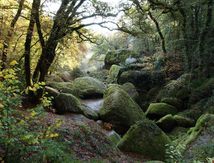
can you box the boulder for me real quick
[182,114,214,162]
[156,73,192,101]
[173,115,195,127]
[156,114,176,132]
[99,85,144,134]
[146,103,178,120]
[49,77,106,99]
[117,119,171,160]
[104,49,139,68]
[54,93,82,114]
[121,82,139,102]
[118,70,165,90]
[107,64,122,83]
[161,97,183,111]
[70,77,106,98]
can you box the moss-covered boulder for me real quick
[173,115,195,127]
[156,73,192,101]
[71,77,106,98]
[146,103,178,120]
[177,108,202,122]
[117,119,171,160]
[182,114,214,162]
[107,65,122,83]
[121,82,139,102]
[161,97,183,111]
[99,85,144,134]
[156,114,176,132]
[49,77,106,99]
[54,93,82,114]
[104,49,139,68]
[118,70,165,90]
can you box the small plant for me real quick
[165,143,185,163]
[0,61,75,162]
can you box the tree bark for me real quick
[1,0,25,70]
[148,11,167,54]
[24,0,41,86]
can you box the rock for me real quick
[70,77,106,98]
[173,115,195,127]
[48,82,74,94]
[117,119,171,161]
[107,64,122,83]
[156,73,192,101]
[99,85,144,134]
[177,109,202,122]
[80,105,99,120]
[45,86,60,98]
[182,114,214,162]
[45,74,64,82]
[156,114,176,132]
[161,97,183,111]
[146,103,178,120]
[54,93,82,114]
[118,70,165,90]
[49,77,106,99]
[104,49,139,68]
[121,82,139,102]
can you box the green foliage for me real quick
[165,143,185,163]
[0,65,74,162]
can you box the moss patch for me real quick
[99,85,144,134]
[146,103,178,120]
[117,119,171,161]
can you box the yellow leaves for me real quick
[21,134,39,145]
[30,110,37,117]
[46,133,59,138]
[0,103,4,110]
[9,60,18,66]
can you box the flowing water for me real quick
[81,99,104,112]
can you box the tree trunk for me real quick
[148,11,167,54]
[24,0,41,87]
[1,0,25,70]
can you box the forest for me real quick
[0,0,214,162]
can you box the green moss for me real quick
[156,73,192,100]
[117,119,171,160]
[161,98,183,111]
[173,115,195,127]
[156,114,176,132]
[48,77,106,99]
[54,93,83,114]
[99,85,144,133]
[146,103,178,120]
[107,64,121,83]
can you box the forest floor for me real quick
[39,111,147,162]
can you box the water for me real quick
[81,99,104,112]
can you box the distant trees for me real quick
[118,0,214,76]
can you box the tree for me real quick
[1,0,25,70]
[29,0,115,84]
